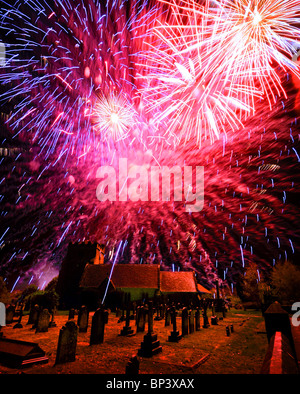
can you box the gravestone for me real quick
[189,309,195,334]
[159,304,165,320]
[77,306,89,333]
[119,307,134,336]
[165,308,171,327]
[49,309,57,327]
[195,308,201,331]
[202,306,210,328]
[68,308,75,320]
[211,302,218,325]
[118,306,126,323]
[168,308,182,342]
[136,306,145,333]
[116,308,121,318]
[138,301,162,357]
[90,308,109,345]
[36,309,50,333]
[125,355,139,375]
[144,305,148,323]
[6,305,15,325]
[181,307,189,336]
[13,307,23,329]
[27,304,39,325]
[55,320,78,364]
[226,326,230,336]
[131,302,137,321]
[154,305,162,321]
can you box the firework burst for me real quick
[0,0,161,163]
[204,0,300,107]
[91,92,138,142]
[138,0,300,146]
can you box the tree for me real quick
[45,276,58,292]
[28,290,59,312]
[270,261,300,304]
[240,263,266,307]
[21,284,38,309]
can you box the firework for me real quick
[137,0,262,146]
[0,0,299,294]
[91,93,137,142]
[138,0,300,147]
[0,0,159,162]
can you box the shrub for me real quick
[28,290,59,312]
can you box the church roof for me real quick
[79,264,160,289]
[160,271,197,293]
[79,263,199,293]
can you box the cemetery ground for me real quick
[0,308,268,374]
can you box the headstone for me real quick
[138,301,162,357]
[77,306,89,333]
[211,316,218,325]
[202,304,210,328]
[68,308,75,320]
[144,305,148,323]
[181,307,189,336]
[119,307,134,336]
[154,305,162,321]
[168,308,182,342]
[5,305,15,325]
[13,307,23,329]
[35,309,50,333]
[195,308,201,331]
[49,309,57,327]
[136,306,145,333]
[165,308,171,327]
[115,308,121,318]
[189,309,195,334]
[55,320,78,364]
[230,324,234,333]
[125,355,139,375]
[118,306,126,323]
[90,308,109,345]
[226,326,230,336]
[212,302,216,317]
[27,304,39,325]
[131,302,137,321]
[160,304,165,320]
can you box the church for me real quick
[56,241,211,309]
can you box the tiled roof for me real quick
[159,271,197,293]
[197,283,212,294]
[79,264,160,289]
[80,264,199,293]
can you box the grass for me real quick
[0,308,269,374]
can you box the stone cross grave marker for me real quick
[168,307,182,342]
